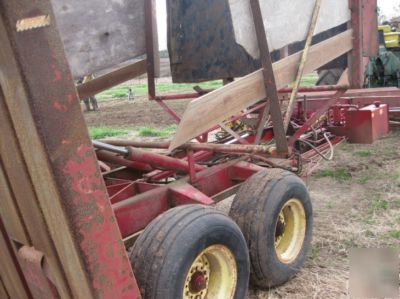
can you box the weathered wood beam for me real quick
[250,0,288,153]
[169,30,353,151]
[77,59,147,99]
[145,0,160,98]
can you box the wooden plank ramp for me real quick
[169,30,353,151]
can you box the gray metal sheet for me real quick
[51,0,146,78]
[167,0,350,83]
[230,0,351,58]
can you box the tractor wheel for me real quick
[229,169,312,289]
[316,68,344,85]
[130,205,250,299]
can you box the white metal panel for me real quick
[229,0,351,58]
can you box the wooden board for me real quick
[77,59,147,98]
[51,0,146,78]
[337,68,350,85]
[169,30,353,151]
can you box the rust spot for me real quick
[52,65,62,82]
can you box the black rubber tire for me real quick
[130,205,250,299]
[316,68,344,85]
[229,169,313,289]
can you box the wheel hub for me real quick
[274,198,306,264]
[275,213,286,243]
[189,272,207,293]
[183,245,237,299]
[184,255,210,299]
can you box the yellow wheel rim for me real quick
[275,198,306,264]
[183,245,237,299]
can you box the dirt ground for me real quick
[84,99,400,299]
[84,96,190,128]
[247,129,400,298]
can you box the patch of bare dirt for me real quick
[83,96,191,128]
[218,131,400,299]
[249,131,400,299]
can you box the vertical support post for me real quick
[145,0,160,99]
[349,0,364,88]
[361,0,378,57]
[0,0,140,297]
[187,149,197,183]
[250,0,289,154]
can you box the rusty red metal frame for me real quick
[95,0,397,244]
[0,0,140,297]
[111,160,263,237]
[2,0,395,297]
[349,0,364,88]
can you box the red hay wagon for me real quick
[0,0,398,298]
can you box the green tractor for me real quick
[365,24,400,88]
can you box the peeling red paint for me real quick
[51,64,62,82]
[66,94,73,104]
[63,144,139,298]
[53,100,68,112]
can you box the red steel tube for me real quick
[101,140,170,149]
[96,151,153,172]
[145,150,214,181]
[279,85,349,93]
[181,143,272,155]
[127,147,206,172]
[155,99,181,122]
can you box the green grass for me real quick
[326,203,335,209]
[288,73,319,87]
[357,176,370,185]
[299,73,319,86]
[339,142,354,152]
[96,81,223,101]
[388,230,400,239]
[354,150,372,157]
[89,125,177,139]
[89,127,132,139]
[96,72,318,101]
[309,243,320,260]
[315,168,352,181]
[364,230,375,237]
[138,125,177,137]
[368,197,389,215]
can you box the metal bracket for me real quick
[17,246,59,298]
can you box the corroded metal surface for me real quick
[167,0,259,82]
[0,0,140,297]
[167,0,350,82]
